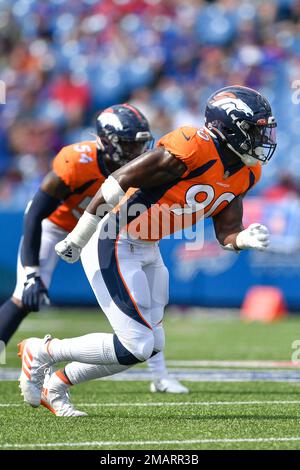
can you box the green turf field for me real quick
[1,309,300,450]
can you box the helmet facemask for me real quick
[212,117,277,167]
[236,118,277,166]
[98,129,153,164]
[117,137,153,163]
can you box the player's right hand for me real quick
[22,273,50,312]
[55,237,81,264]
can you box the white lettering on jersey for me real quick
[73,144,93,163]
[171,184,235,218]
[74,144,92,153]
[79,154,93,163]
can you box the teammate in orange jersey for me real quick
[19,86,277,416]
[0,104,188,395]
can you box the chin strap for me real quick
[239,153,260,167]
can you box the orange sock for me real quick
[55,368,72,386]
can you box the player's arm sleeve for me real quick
[246,166,262,193]
[21,147,74,267]
[157,128,199,178]
[21,190,61,267]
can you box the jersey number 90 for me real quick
[172,184,235,218]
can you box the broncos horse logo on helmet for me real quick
[96,104,154,164]
[205,86,277,167]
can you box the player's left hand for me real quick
[22,274,50,312]
[236,223,269,251]
[55,237,81,263]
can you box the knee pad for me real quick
[113,332,154,364]
[152,265,169,308]
[153,325,165,354]
[134,333,155,362]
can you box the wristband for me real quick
[69,211,101,248]
[24,266,40,277]
[220,243,240,252]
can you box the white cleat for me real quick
[18,334,53,407]
[41,370,87,417]
[150,376,189,394]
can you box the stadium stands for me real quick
[0,0,300,208]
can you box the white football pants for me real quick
[81,219,169,363]
[13,217,169,369]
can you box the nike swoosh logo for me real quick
[181,130,191,141]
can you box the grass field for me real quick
[1,308,300,450]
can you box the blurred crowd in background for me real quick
[1,0,300,209]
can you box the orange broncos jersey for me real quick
[115,126,261,241]
[49,141,108,232]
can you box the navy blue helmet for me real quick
[205,85,277,166]
[96,103,153,163]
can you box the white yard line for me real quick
[4,359,300,367]
[76,400,300,407]
[1,399,300,408]
[0,404,22,407]
[2,437,300,449]
[166,360,300,368]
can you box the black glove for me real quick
[22,272,49,312]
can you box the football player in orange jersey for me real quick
[18,86,277,416]
[0,104,188,396]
